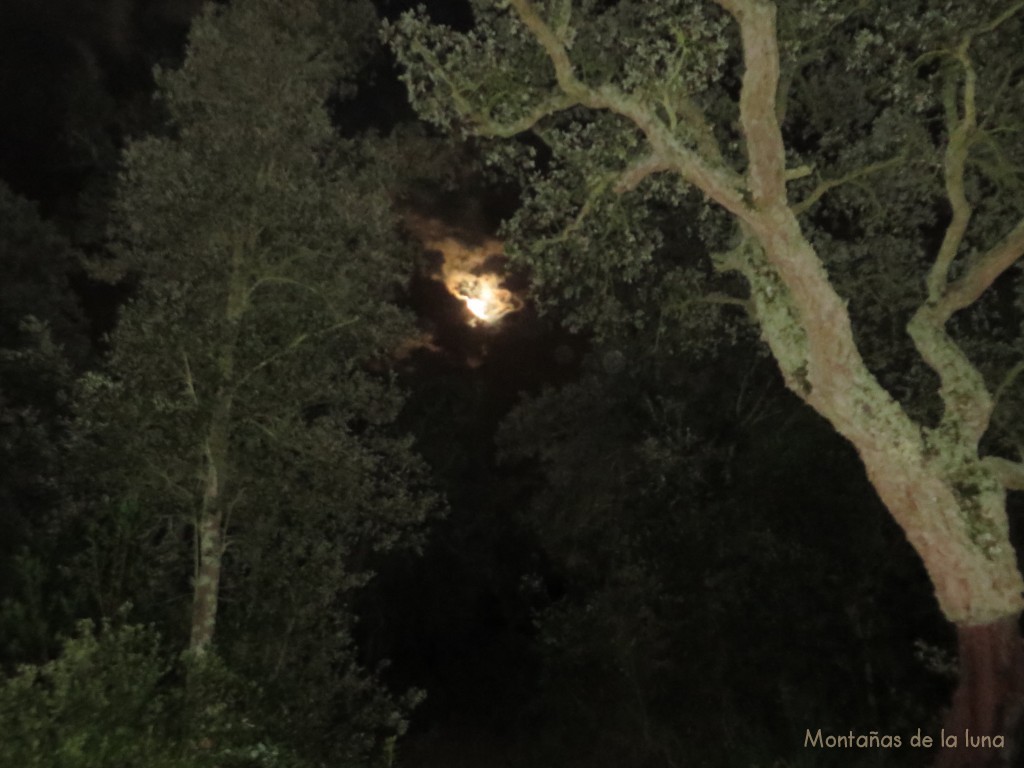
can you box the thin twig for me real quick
[793,155,903,215]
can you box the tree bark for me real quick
[935,616,1024,768]
[189,499,223,655]
[189,410,230,656]
[737,206,1024,765]
[188,233,246,656]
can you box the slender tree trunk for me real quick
[188,234,246,656]
[190,498,224,655]
[189,408,231,656]
[936,616,1024,768]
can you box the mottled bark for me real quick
[189,403,232,656]
[737,206,1024,627]
[190,495,223,655]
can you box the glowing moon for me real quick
[402,212,524,327]
[451,273,520,325]
[465,297,491,320]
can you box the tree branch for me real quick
[926,44,976,301]
[247,275,325,302]
[672,93,727,165]
[793,155,904,215]
[983,456,1024,492]
[183,351,198,404]
[935,215,1024,320]
[473,92,580,137]
[233,319,359,393]
[903,35,1021,449]
[713,0,786,208]
[907,300,993,446]
[506,0,751,219]
[702,291,755,316]
[589,86,750,217]
[994,359,1024,408]
[973,1,1024,36]
[145,459,195,503]
[507,0,583,98]
[613,154,673,194]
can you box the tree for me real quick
[73,0,436,759]
[0,182,86,357]
[389,1,1024,762]
[0,185,85,665]
[498,344,945,767]
[0,617,315,768]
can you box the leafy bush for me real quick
[0,619,188,768]
[0,619,307,768]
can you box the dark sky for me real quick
[0,0,206,206]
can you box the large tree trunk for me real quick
[639,5,1024,763]
[936,616,1024,768]
[736,209,1024,764]
[857,437,1024,768]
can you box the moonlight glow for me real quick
[451,273,518,325]
[404,212,524,326]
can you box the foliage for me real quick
[74,0,433,603]
[63,0,439,763]
[386,0,737,337]
[0,619,185,768]
[0,187,84,664]
[499,348,942,767]
[0,182,85,355]
[0,322,77,661]
[389,0,1024,618]
[390,0,1024,755]
[0,617,323,768]
[388,0,1024,389]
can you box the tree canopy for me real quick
[64,0,438,762]
[5,1,1024,765]
[390,0,1024,759]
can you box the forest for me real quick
[1,1,1023,767]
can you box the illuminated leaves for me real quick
[75,2,438,761]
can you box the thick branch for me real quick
[506,0,750,219]
[590,87,750,217]
[713,0,786,208]
[507,0,581,97]
[907,302,993,447]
